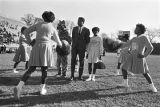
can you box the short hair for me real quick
[78,17,85,22]
[21,26,27,33]
[136,24,146,34]
[42,11,55,22]
[92,27,100,32]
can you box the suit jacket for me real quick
[72,26,90,51]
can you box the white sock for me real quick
[89,74,92,79]
[41,84,46,89]
[16,81,24,89]
[124,79,129,86]
[92,74,95,79]
[150,83,155,87]
[149,83,157,92]
[40,84,47,95]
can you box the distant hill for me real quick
[0,15,75,37]
[0,15,25,27]
[0,15,75,45]
[0,15,26,36]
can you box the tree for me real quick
[110,32,118,40]
[146,28,160,43]
[101,33,108,39]
[64,20,75,35]
[21,14,35,27]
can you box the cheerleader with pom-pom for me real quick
[119,24,157,92]
[14,11,62,100]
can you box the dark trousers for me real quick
[117,62,121,69]
[14,61,28,69]
[57,54,68,76]
[21,66,48,84]
[71,47,85,78]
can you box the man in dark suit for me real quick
[71,17,90,80]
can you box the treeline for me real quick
[151,43,160,55]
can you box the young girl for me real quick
[115,35,131,75]
[14,11,62,100]
[86,27,103,81]
[12,26,30,73]
[119,24,157,92]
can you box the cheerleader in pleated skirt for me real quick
[119,24,157,92]
[13,26,30,73]
[14,11,62,100]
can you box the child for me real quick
[56,20,71,77]
[115,35,130,75]
[86,27,103,81]
[119,24,157,92]
[12,26,30,73]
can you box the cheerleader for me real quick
[14,11,62,100]
[12,26,30,73]
[86,27,103,81]
[119,24,157,92]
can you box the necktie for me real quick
[78,27,81,35]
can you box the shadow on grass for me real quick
[0,67,57,73]
[0,75,71,86]
[29,68,58,72]
[0,69,13,72]
[0,69,25,75]
[100,90,153,98]
[0,89,4,94]
[0,76,20,86]
[0,93,12,98]
[0,88,155,106]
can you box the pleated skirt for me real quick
[122,51,149,74]
[13,44,29,62]
[118,49,130,64]
[28,42,55,67]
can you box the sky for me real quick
[0,0,160,35]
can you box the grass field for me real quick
[0,53,160,107]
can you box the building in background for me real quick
[118,30,130,41]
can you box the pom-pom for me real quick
[30,39,36,47]
[56,40,71,56]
